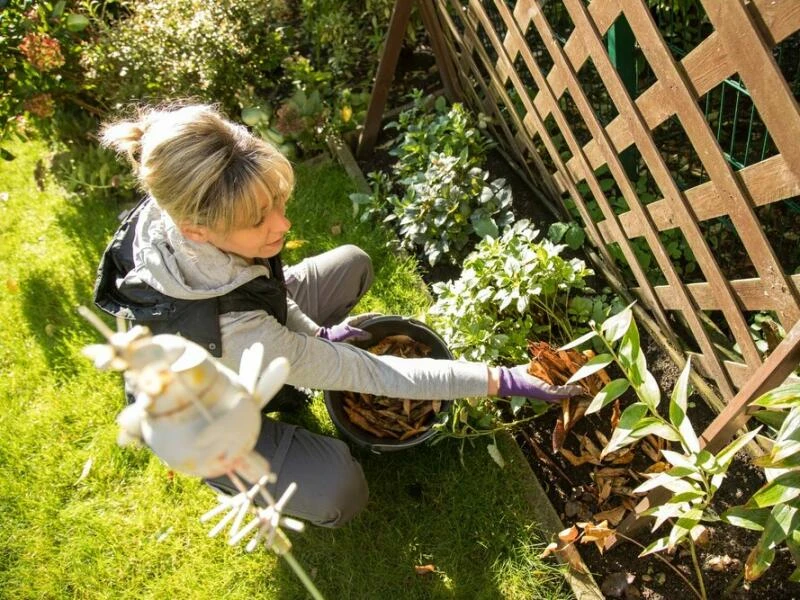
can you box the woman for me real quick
[94,103,581,528]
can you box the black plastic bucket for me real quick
[323,315,453,453]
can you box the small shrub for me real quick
[388,92,494,180]
[429,219,603,365]
[80,0,290,114]
[1,0,96,148]
[391,155,514,266]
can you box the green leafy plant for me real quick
[564,305,763,599]
[388,91,494,180]
[1,0,98,152]
[429,219,600,364]
[80,0,290,115]
[391,155,514,266]
[722,383,800,583]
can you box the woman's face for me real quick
[203,198,291,260]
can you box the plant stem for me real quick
[441,413,542,440]
[611,531,704,600]
[281,550,325,600]
[689,541,707,600]
[722,568,744,598]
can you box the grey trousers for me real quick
[208,245,373,528]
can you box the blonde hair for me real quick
[100,103,294,233]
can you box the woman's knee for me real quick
[340,244,373,290]
[314,457,369,528]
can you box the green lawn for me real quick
[0,137,573,599]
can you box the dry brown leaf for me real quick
[560,447,601,466]
[559,525,579,543]
[539,541,559,559]
[610,400,621,429]
[593,505,627,526]
[608,449,636,465]
[578,521,618,554]
[414,564,435,575]
[640,439,662,463]
[579,435,602,459]
[597,479,613,502]
[552,418,566,453]
[594,429,609,447]
[622,497,639,511]
[595,467,629,478]
[644,461,669,474]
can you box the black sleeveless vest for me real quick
[92,199,288,358]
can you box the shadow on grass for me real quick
[19,269,86,377]
[273,407,565,599]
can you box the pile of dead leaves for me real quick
[526,340,609,452]
[524,341,670,536]
[341,334,443,440]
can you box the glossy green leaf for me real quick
[600,303,634,343]
[639,535,671,557]
[636,370,662,410]
[760,504,800,550]
[715,426,762,468]
[669,359,699,453]
[752,384,800,410]
[601,402,648,458]
[722,505,770,531]
[627,419,681,442]
[661,449,698,471]
[586,378,630,415]
[634,470,699,494]
[748,472,800,508]
[752,409,788,430]
[558,329,599,351]
[566,354,613,384]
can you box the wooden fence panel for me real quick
[423,0,800,405]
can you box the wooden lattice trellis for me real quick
[361,0,800,399]
[359,0,800,535]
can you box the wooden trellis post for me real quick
[357,0,462,159]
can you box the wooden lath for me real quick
[357,0,800,543]
[406,0,800,401]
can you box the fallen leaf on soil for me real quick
[595,467,629,477]
[594,429,609,447]
[643,461,669,474]
[578,520,617,554]
[558,525,579,543]
[640,437,662,463]
[560,447,601,466]
[414,564,435,575]
[579,434,602,459]
[593,505,626,526]
[607,449,636,465]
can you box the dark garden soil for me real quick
[355,47,800,600]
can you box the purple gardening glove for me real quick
[316,313,381,343]
[497,365,584,403]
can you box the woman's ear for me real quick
[180,223,210,243]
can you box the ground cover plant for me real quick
[0,137,573,599]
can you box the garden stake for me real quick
[78,306,324,600]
